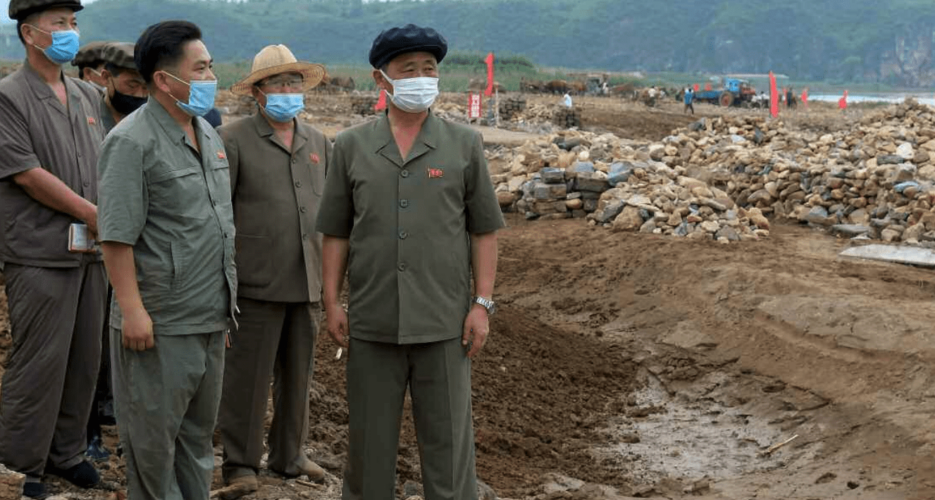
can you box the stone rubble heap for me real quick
[486,99,935,244]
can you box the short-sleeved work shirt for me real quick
[316,111,504,344]
[98,97,237,336]
[0,62,105,267]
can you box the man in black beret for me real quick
[98,42,148,133]
[0,0,105,497]
[317,23,504,500]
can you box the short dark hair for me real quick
[103,62,124,78]
[134,20,202,85]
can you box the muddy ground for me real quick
[2,94,935,500]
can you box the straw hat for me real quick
[230,45,326,96]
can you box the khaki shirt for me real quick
[316,112,504,344]
[219,112,331,303]
[0,62,105,267]
[98,97,237,336]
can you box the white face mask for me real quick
[380,70,439,113]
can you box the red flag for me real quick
[693,83,700,92]
[801,87,809,109]
[484,52,495,97]
[838,90,848,110]
[374,89,387,111]
[769,71,779,118]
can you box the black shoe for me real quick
[46,460,100,488]
[86,434,110,461]
[23,482,49,499]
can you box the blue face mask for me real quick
[261,92,304,123]
[163,71,217,117]
[29,26,80,65]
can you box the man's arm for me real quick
[462,231,498,358]
[322,235,350,348]
[13,168,98,234]
[102,242,153,351]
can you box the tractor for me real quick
[692,78,757,107]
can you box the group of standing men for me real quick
[0,0,504,499]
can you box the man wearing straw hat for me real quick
[216,44,330,497]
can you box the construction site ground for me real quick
[1,93,933,500]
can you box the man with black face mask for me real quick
[98,42,148,134]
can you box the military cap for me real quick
[71,40,107,67]
[101,42,136,71]
[368,24,447,69]
[9,0,83,21]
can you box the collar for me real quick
[22,58,83,114]
[145,96,211,154]
[251,111,308,153]
[374,109,438,168]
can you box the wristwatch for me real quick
[473,296,496,315]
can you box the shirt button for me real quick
[213,200,219,206]
[302,233,308,239]
[300,206,307,213]
[397,263,407,272]
[400,170,410,178]
[83,181,90,187]
[399,199,409,208]
[399,230,408,240]
[295,181,302,188]
[77,152,82,158]
[292,157,297,164]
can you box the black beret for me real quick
[9,0,82,21]
[100,42,136,70]
[369,24,447,69]
[71,40,107,67]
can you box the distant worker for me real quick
[683,87,694,114]
[563,92,572,108]
[72,40,108,91]
[786,87,797,109]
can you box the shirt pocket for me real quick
[146,165,211,220]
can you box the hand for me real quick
[462,304,489,358]
[122,306,154,351]
[325,303,349,348]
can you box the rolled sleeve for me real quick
[98,133,147,245]
[465,132,505,234]
[0,92,41,180]
[315,134,353,238]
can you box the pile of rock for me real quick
[488,99,935,244]
[487,132,769,242]
[658,99,935,243]
[552,107,582,128]
[499,96,528,121]
[350,95,378,115]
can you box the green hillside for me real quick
[3,0,935,86]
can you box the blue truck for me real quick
[692,78,758,107]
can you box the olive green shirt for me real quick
[0,61,105,268]
[219,112,331,303]
[316,111,504,344]
[98,97,237,336]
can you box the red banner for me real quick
[693,83,700,92]
[838,90,848,110]
[484,52,495,97]
[374,89,387,111]
[769,72,779,118]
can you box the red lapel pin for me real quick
[217,151,226,160]
[428,168,444,178]
[310,153,320,164]
[87,116,96,125]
